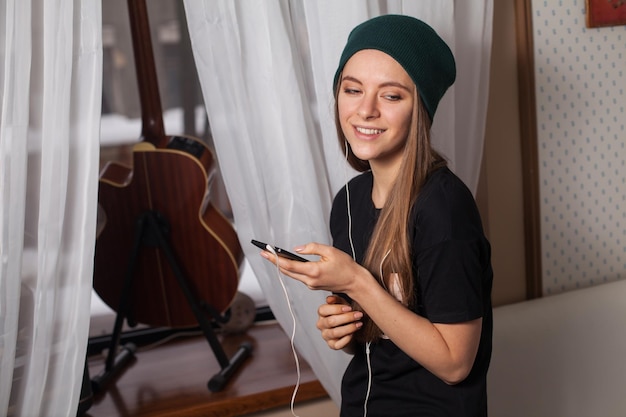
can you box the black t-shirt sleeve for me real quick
[416,239,487,323]
[412,168,491,324]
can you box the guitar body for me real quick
[94,136,243,327]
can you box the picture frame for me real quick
[586,0,626,28]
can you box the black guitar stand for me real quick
[90,210,252,394]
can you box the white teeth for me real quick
[356,127,384,135]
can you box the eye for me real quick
[383,94,402,101]
[343,87,361,95]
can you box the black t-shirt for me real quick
[330,167,493,417]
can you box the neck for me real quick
[370,162,400,209]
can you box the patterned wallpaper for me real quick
[531,1,626,295]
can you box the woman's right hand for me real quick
[316,294,363,352]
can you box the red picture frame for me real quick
[586,0,626,27]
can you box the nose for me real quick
[357,93,379,119]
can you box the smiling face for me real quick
[337,49,415,173]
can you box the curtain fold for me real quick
[0,1,102,416]
[183,0,493,404]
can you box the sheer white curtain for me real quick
[183,0,492,404]
[0,1,101,416]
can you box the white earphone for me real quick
[266,244,301,417]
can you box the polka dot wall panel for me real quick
[531,1,625,295]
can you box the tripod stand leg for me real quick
[208,341,253,392]
[90,343,136,394]
[144,212,253,391]
[90,213,149,394]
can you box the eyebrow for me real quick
[341,75,413,93]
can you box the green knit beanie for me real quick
[333,14,456,121]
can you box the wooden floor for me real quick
[84,321,327,417]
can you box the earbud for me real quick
[265,244,277,256]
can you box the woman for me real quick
[260,15,493,417]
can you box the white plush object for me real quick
[488,279,626,417]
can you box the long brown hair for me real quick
[335,85,447,342]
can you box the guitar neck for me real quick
[128,0,166,144]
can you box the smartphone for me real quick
[251,239,309,262]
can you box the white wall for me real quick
[531,0,626,295]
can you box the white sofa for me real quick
[488,279,626,417]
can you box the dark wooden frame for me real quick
[585,0,626,28]
[514,0,543,299]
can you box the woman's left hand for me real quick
[259,242,368,295]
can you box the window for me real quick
[92,0,264,337]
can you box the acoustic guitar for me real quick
[93,0,243,328]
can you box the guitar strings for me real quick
[265,244,302,417]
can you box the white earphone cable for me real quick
[266,245,301,417]
[344,140,375,417]
[362,250,392,417]
[364,341,373,417]
[344,141,356,261]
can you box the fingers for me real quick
[318,317,362,350]
[259,248,310,272]
[317,308,363,331]
[258,243,363,294]
[260,248,324,289]
[325,294,349,305]
[318,296,349,316]
[317,298,363,350]
[293,242,323,255]
[293,242,338,260]
[326,333,355,351]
